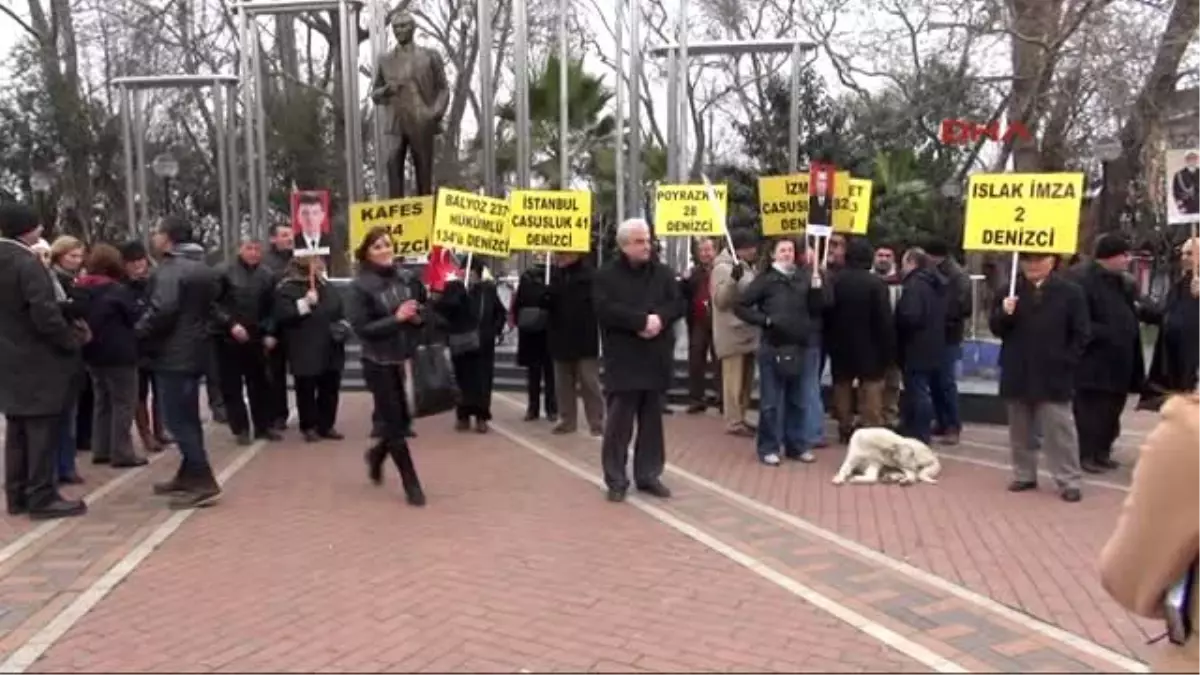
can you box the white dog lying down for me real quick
[831,427,941,486]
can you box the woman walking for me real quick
[274,256,348,442]
[347,227,427,506]
[435,259,507,433]
[50,235,87,484]
[73,243,147,468]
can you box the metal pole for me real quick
[665,46,678,184]
[251,19,270,236]
[132,89,150,237]
[677,0,688,182]
[346,3,365,203]
[214,82,231,257]
[788,43,800,173]
[614,0,625,220]
[240,10,261,234]
[558,0,569,190]
[119,85,137,238]
[338,0,354,204]
[226,82,241,251]
[513,0,530,189]
[370,0,388,197]
[627,0,641,216]
[477,0,496,195]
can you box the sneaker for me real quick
[760,453,782,466]
[938,432,960,446]
[153,477,187,495]
[790,451,816,463]
[404,485,427,507]
[552,423,576,435]
[1061,488,1082,503]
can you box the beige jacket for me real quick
[1099,395,1199,674]
[709,249,759,359]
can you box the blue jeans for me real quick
[56,397,79,480]
[929,344,962,433]
[801,344,825,446]
[756,346,806,458]
[900,368,937,444]
[155,372,211,472]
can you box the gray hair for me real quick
[902,246,929,269]
[616,217,650,245]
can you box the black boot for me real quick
[168,464,221,510]
[364,441,387,485]
[153,463,189,495]
[387,440,425,507]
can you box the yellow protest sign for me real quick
[759,173,873,236]
[758,174,808,236]
[508,190,593,252]
[654,183,728,237]
[833,178,873,235]
[432,188,512,256]
[963,173,1083,254]
[348,196,434,258]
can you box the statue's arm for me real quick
[370,60,389,103]
[429,51,450,120]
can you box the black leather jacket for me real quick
[211,257,276,342]
[135,243,220,374]
[348,262,429,364]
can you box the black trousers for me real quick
[266,347,290,426]
[452,349,496,422]
[525,355,557,418]
[215,340,272,436]
[295,370,342,433]
[601,389,666,492]
[4,414,62,510]
[75,374,93,451]
[1073,390,1126,464]
[362,360,422,490]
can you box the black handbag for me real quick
[772,344,803,378]
[404,345,459,418]
[516,306,548,332]
[447,297,485,356]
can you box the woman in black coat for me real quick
[74,244,146,468]
[347,227,428,507]
[513,263,556,422]
[434,259,507,433]
[274,256,348,442]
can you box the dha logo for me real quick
[939,119,1033,145]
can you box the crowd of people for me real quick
[2,201,1198,517]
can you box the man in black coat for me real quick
[1069,235,1148,473]
[138,217,223,509]
[924,239,972,445]
[211,239,281,445]
[0,204,88,520]
[593,218,684,502]
[826,238,894,443]
[894,248,948,445]
[262,224,296,431]
[544,252,604,435]
[989,252,1090,503]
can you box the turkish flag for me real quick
[423,246,462,293]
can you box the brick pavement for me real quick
[29,397,925,673]
[0,423,240,666]
[486,395,1154,672]
[494,393,1157,668]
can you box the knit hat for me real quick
[1093,233,1131,260]
[0,203,41,240]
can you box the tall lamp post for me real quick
[30,171,52,237]
[1094,140,1123,236]
[151,153,180,214]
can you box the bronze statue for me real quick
[371,10,449,198]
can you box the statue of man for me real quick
[371,10,449,198]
